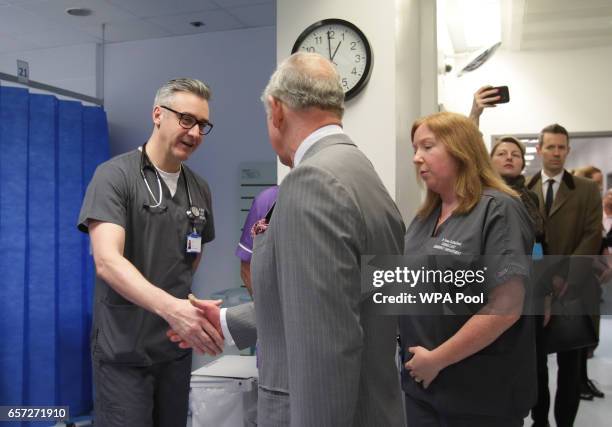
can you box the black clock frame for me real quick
[291,18,373,101]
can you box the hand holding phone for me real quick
[488,85,510,104]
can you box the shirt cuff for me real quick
[220,308,236,347]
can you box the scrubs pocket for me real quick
[96,302,150,365]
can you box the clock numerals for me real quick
[293,19,372,101]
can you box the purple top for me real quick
[236,186,279,262]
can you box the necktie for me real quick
[545,178,554,216]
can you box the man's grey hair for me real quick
[261,52,345,118]
[154,78,211,107]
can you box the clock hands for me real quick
[331,40,342,64]
[327,31,332,61]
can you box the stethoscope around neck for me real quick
[140,144,206,226]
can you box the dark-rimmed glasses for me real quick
[160,105,213,135]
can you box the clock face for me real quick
[292,19,373,101]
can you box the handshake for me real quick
[164,294,226,356]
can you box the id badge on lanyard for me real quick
[186,229,202,254]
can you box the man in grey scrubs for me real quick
[78,78,222,427]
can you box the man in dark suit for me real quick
[527,123,602,427]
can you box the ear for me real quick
[269,96,284,131]
[152,106,163,127]
[536,144,542,156]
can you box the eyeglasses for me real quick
[160,105,213,135]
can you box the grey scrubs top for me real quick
[78,148,214,365]
[399,188,536,417]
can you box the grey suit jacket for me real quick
[231,134,406,427]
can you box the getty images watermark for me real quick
[361,255,607,316]
[371,266,488,305]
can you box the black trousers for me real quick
[404,394,524,427]
[93,352,192,427]
[531,317,581,427]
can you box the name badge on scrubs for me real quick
[186,232,202,254]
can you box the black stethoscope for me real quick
[140,143,207,226]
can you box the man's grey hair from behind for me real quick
[261,52,345,119]
[153,78,212,108]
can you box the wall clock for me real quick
[292,18,373,101]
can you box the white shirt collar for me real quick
[293,124,344,167]
[541,170,564,184]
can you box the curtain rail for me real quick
[0,71,103,106]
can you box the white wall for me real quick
[276,0,435,223]
[103,26,277,305]
[440,45,612,147]
[0,44,98,98]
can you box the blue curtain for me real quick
[0,86,109,423]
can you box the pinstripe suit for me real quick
[228,133,406,426]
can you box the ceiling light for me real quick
[525,155,535,161]
[66,8,92,17]
[463,0,501,48]
[526,147,537,154]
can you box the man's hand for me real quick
[166,295,224,353]
[469,85,500,126]
[162,297,223,355]
[404,346,443,389]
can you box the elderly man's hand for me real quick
[162,296,223,355]
[469,85,501,125]
[166,295,224,353]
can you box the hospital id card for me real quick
[186,232,202,254]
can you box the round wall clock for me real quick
[291,18,373,101]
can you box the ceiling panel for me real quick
[17,26,100,48]
[522,36,612,50]
[525,0,612,14]
[0,4,60,34]
[146,9,245,35]
[228,2,275,27]
[107,0,218,19]
[523,5,612,23]
[519,0,612,49]
[81,19,172,43]
[0,30,40,53]
[212,0,273,7]
[17,0,139,29]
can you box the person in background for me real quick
[571,165,605,400]
[573,165,603,193]
[401,111,536,426]
[236,185,278,296]
[469,88,545,247]
[490,136,545,245]
[527,124,602,427]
